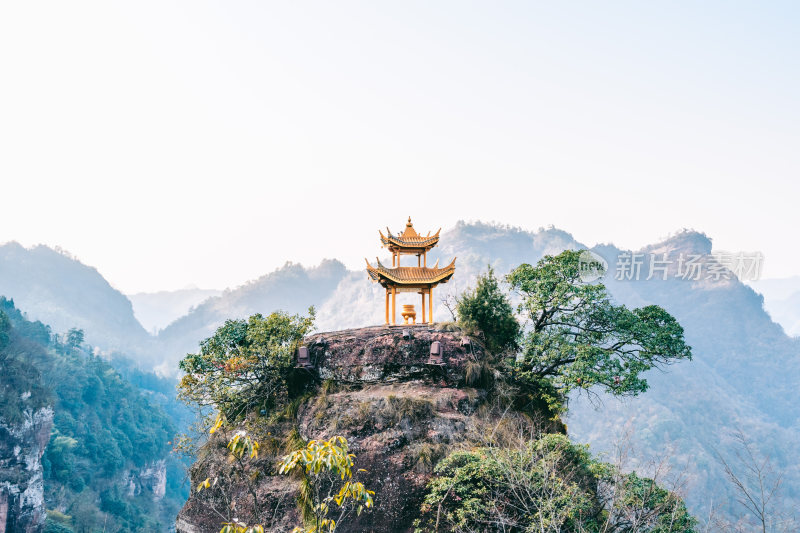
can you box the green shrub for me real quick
[456,267,520,355]
[416,433,696,532]
[44,520,75,533]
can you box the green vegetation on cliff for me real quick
[416,433,695,532]
[0,297,186,532]
[0,308,51,423]
[178,309,315,423]
[506,250,692,400]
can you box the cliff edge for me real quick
[177,325,561,533]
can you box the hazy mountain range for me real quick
[0,242,154,357]
[128,287,222,334]
[747,276,800,337]
[0,221,798,519]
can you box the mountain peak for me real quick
[641,229,713,256]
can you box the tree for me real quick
[0,310,10,353]
[178,309,315,421]
[278,436,375,533]
[66,328,84,351]
[456,267,520,355]
[712,430,796,533]
[596,470,696,532]
[506,250,692,400]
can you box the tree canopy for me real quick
[178,309,315,420]
[506,250,692,399]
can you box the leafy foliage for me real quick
[506,251,692,400]
[183,309,375,532]
[195,416,375,533]
[456,266,520,355]
[417,433,695,533]
[278,436,375,533]
[416,434,598,532]
[195,415,268,533]
[178,310,315,421]
[598,471,696,532]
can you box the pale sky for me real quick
[1,2,797,293]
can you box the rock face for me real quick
[310,326,479,385]
[122,459,167,501]
[0,406,53,533]
[178,326,541,533]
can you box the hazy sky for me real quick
[1,2,797,293]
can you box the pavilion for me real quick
[366,217,456,325]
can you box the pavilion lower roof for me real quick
[365,257,456,286]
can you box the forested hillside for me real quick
[0,298,187,532]
[569,233,800,520]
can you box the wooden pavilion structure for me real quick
[366,217,456,325]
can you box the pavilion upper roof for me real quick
[380,217,441,251]
[365,257,456,287]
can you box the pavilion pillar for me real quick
[385,289,389,325]
[424,252,427,267]
[391,286,397,325]
[428,288,434,324]
[421,290,426,323]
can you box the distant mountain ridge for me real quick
[747,276,800,337]
[128,287,222,334]
[153,259,348,373]
[572,231,800,518]
[0,242,154,357]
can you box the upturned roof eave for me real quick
[364,257,457,286]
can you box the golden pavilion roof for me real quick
[365,257,456,288]
[380,217,441,251]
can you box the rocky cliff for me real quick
[177,326,562,532]
[121,459,167,501]
[0,406,53,533]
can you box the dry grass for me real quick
[412,442,449,474]
[382,395,434,424]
